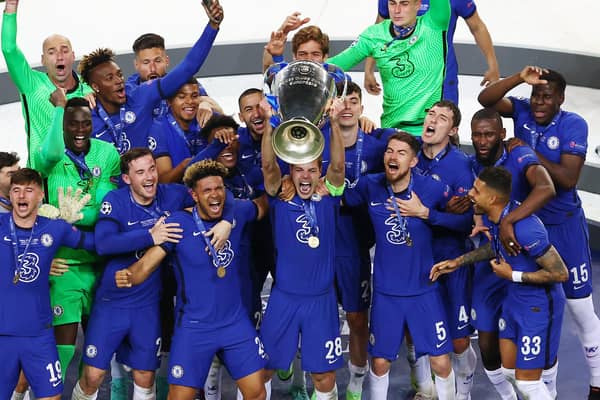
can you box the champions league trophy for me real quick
[264,60,343,164]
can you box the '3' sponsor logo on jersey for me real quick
[295,214,312,245]
[384,215,410,245]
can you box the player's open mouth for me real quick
[252,119,264,130]
[17,202,28,211]
[56,64,66,73]
[341,112,353,119]
[115,87,126,99]
[387,162,399,171]
[142,182,155,192]
[208,200,221,213]
[182,106,196,117]
[299,182,312,194]
[219,151,234,161]
[147,74,159,81]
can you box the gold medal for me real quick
[406,237,413,247]
[217,266,226,278]
[308,236,320,248]
[13,273,19,284]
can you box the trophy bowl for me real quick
[265,60,337,164]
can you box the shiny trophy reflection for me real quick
[264,60,339,164]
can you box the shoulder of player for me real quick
[513,213,546,247]
[508,145,538,164]
[413,172,449,201]
[99,188,129,210]
[89,138,121,156]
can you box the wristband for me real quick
[272,55,284,63]
[512,271,523,283]
[325,178,345,197]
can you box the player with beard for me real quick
[127,32,221,120]
[77,1,223,155]
[259,98,346,400]
[115,160,269,400]
[1,0,92,169]
[30,92,121,382]
[469,108,556,399]
[1,168,94,400]
[316,81,387,400]
[479,66,600,400]
[431,166,568,400]
[343,131,466,400]
[0,152,20,214]
[150,78,205,183]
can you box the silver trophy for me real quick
[265,60,339,164]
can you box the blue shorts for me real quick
[471,263,508,333]
[499,287,565,370]
[260,288,343,373]
[0,330,63,399]
[83,302,161,371]
[546,209,593,299]
[335,255,371,312]
[168,318,266,388]
[439,265,474,339]
[369,289,452,360]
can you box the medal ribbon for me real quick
[0,196,12,208]
[65,149,92,181]
[418,143,450,177]
[491,202,512,262]
[128,191,164,220]
[302,199,319,237]
[166,112,202,155]
[346,130,364,188]
[97,103,126,153]
[192,206,221,268]
[386,173,414,244]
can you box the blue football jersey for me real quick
[91,24,219,154]
[344,172,452,296]
[417,144,474,261]
[161,199,257,329]
[269,194,340,296]
[150,113,206,166]
[0,215,91,336]
[510,96,588,224]
[94,184,193,307]
[486,201,559,304]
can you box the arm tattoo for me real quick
[458,242,494,266]
[524,245,569,284]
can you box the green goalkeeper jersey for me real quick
[327,0,450,135]
[1,12,92,169]
[31,107,120,265]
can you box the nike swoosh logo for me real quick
[524,356,537,361]
[574,284,586,290]
[3,236,12,242]
[370,201,383,207]
[457,324,469,330]
[436,340,447,349]
[193,231,203,236]
[95,130,107,137]
[328,358,339,365]
[241,153,254,159]
[127,221,139,226]
[52,380,61,387]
